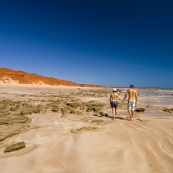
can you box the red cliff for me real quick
[0,67,105,88]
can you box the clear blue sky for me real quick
[0,0,173,87]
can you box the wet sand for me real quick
[0,84,173,173]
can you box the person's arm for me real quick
[135,91,138,105]
[123,90,128,101]
[110,94,112,103]
[117,94,123,102]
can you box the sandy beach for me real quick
[0,84,173,173]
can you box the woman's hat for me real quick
[112,88,117,92]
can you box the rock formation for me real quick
[0,67,104,87]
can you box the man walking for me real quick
[123,85,138,121]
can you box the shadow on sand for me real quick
[92,114,131,121]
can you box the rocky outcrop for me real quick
[163,108,173,113]
[1,77,13,83]
[0,67,105,87]
[135,108,146,112]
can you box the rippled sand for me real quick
[0,84,173,173]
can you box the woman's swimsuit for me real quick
[111,100,118,108]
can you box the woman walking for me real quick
[110,88,123,119]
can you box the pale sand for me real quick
[0,84,173,173]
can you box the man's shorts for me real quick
[128,100,135,110]
[110,101,118,108]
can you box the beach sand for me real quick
[0,84,173,173]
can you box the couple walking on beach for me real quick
[110,85,138,121]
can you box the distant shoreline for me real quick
[1,83,172,90]
[109,86,165,89]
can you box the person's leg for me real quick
[112,108,115,119]
[131,101,135,120]
[128,101,134,120]
[128,101,131,119]
[131,110,135,120]
[115,108,118,118]
[128,109,132,120]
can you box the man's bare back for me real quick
[126,88,137,102]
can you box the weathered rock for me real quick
[10,107,18,111]
[99,112,108,117]
[66,102,80,108]
[70,109,75,114]
[52,107,59,112]
[71,126,99,134]
[136,108,146,112]
[61,107,68,116]
[91,119,104,124]
[4,142,25,153]
[163,108,171,113]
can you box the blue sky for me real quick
[0,0,173,87]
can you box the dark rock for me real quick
[52,107,59,112]
[4,142,25,153]
[136,108,146,112]
[163,108,171,113]
[70,109,75,114]
[66,102,80,108]
[99,112,108,117]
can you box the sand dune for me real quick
[0,84,173,173]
